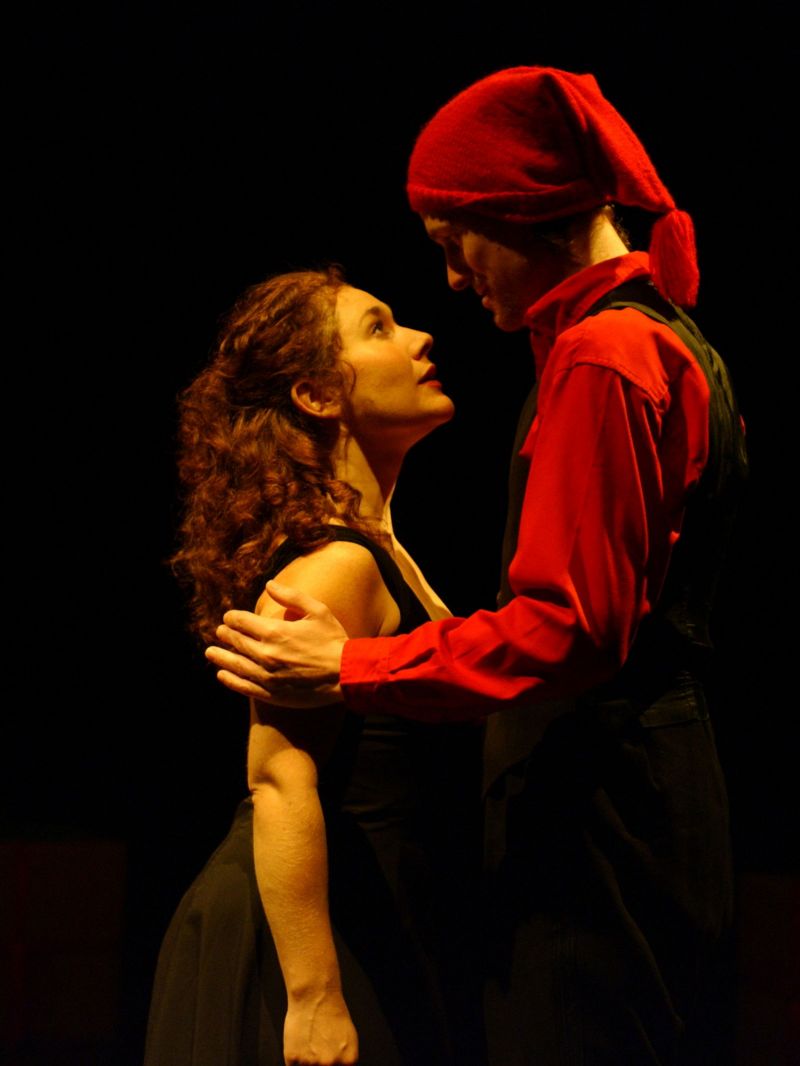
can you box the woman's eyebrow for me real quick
[359,303,393,324]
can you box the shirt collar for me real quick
[525,251,652,377]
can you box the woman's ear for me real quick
[290,379,342,420]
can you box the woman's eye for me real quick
[371,319,386,335]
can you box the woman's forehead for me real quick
[336,286,392,328]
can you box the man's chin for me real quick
[492,309,526,333]
[481,295,526,332]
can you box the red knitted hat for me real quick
[407,66,699,307]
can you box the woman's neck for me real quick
[332,434,403,528]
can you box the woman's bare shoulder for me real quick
[255,538,399,639]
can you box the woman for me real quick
[144,268,485,1066]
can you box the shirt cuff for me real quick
[340,636,393,715]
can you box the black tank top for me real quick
[263,525,485,1066]
[263,526,431,636]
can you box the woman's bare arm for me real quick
[248,539,398,1065]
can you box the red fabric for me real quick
[406,66,699,307]
[340,253,710,722]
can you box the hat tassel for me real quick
[649,209,700,308]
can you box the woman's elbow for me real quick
[248,747,320,798]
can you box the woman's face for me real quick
[335,286,454,445]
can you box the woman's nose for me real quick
[411,330,434,358]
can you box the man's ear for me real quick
[290,379,342,420]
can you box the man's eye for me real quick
[371,320,386,335]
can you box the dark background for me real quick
[6,3,796,1062]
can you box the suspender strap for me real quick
[583,279,747,499]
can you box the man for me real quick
[207,67,746,1064]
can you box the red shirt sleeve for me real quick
[341,314,710,722]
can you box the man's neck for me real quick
[580,210,631,268]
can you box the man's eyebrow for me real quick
[430,227,461,246]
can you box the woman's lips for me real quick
[418,364,441,385]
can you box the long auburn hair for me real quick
[172,267,376,642]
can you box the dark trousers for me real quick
[482,674,734,1066]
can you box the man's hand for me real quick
[205,581,347,707]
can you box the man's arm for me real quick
[209,339,709,719]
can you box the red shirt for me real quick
[341,253,711,722]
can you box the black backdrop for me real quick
[9,3,796,1059]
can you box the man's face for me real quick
[422,214,573,332]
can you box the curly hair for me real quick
[172,267,380,643]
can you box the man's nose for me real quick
[446,263,471,291]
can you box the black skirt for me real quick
[144,715,486,1066]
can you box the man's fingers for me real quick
[220,589,334,638]
[206,643,273,682]
[206,648,311,703]
[212,623,285,666]
[213,669,275,703]
[213,666,340,709]
[208,597,346,709]
[264,581,332,619]
[208,631,326,682]
[219,609,277,641]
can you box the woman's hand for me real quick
[283,991,359,1065]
